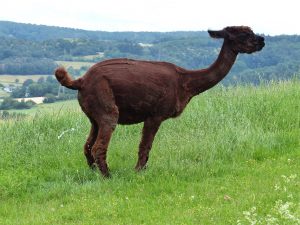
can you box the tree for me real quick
[0,97,17,110]
[43,93,56,103]
[37,77,45,83]
[23,79,34,87]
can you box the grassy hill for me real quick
[0,80,299,224]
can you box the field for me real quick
[5,100,79,115]
[0,89,9,98]
[0,75,51,86]
[56,61,94,70]
[0,80,300,224]
[0,75,53,98]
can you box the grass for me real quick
[0,80,299,224]
[6,100,80,115]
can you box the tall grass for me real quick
[0,80,299,224]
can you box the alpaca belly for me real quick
[116,94,178,124]
[116,99,156,124]
[117,111,148,124]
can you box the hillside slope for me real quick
[1,80,299,224]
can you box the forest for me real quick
[0,21,300,84]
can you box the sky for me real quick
[0,0,299,35]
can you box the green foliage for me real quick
[0,80,299,224]
[0,97,36,110]
[23,79,34,87]
[10,76,76,98]
[0,110,26,120]
[43,93,57,103]
[0,21,206,42]
[0,56,57,75]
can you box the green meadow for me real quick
[0,80,299,224]
[5,100,79,115]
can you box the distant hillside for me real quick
[0,21,300,84]
[0,21,206,42]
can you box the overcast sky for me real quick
[0,0,299,35]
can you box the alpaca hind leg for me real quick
[92,78,119,177]
[84,121,98,168]
[135,117,162,171]
[92,116,117,177]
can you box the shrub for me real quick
[43,94,57,103]
[0,97,36,110]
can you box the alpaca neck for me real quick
[183,40,237,96]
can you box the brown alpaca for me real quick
[55,26,265,177]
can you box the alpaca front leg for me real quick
[135,118,162,171]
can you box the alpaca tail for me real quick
[54,67,82,90]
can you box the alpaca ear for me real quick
[208,30,226,39]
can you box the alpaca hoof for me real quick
[89,163,97,170]
[101,171,111,178]
[99,166,110,178]
[135,164,147,172]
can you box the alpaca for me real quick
[55,26,265,177]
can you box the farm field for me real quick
[0,75,52,86]
[56,61,94,70]
[0,89,9,98]
[0,74,54,98]
[0,80,299,224]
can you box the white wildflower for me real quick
[57,127,76,139]
[265,214,278,224]
[243,207,258,225]
[288,194,293,199]
[281,175,290,183]
[275,200,300,223]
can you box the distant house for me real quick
[138,43,153,47]
[3,86,13,93]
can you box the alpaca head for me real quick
[208,26,265,54]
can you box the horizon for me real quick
[1,20,298,37]
[0,0,300,36]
